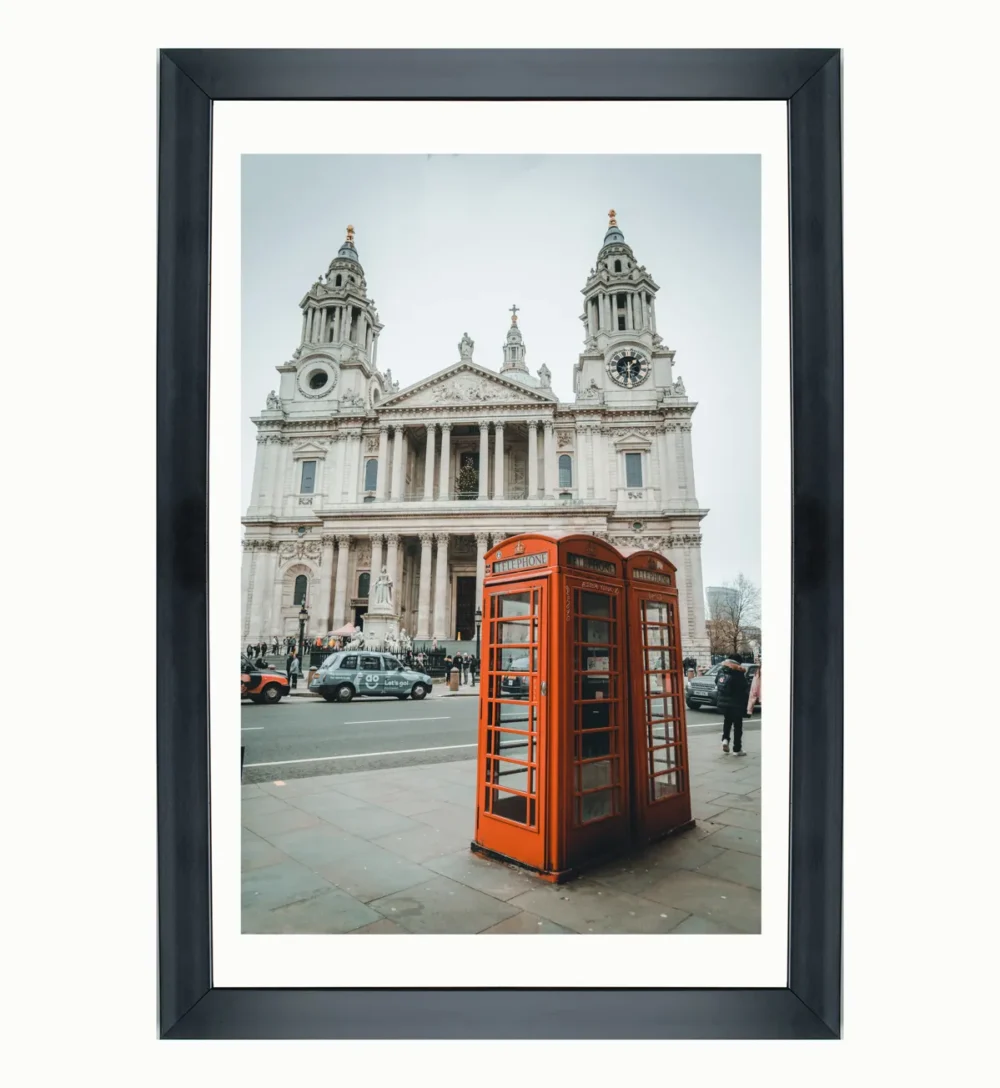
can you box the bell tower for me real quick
[573,211,678,403]
[298,224,384,372]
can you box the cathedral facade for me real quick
[241,213,711,662]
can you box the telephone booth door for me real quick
[624,551,694,845]
[556,536,632,876]
[474,573,550,872]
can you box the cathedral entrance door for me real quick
[455,577,476,641]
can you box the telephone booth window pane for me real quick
[580,730,612,759]
[650,773,681,801]
[581,618,610,643]
[650,720,678,744]
[495,592,531,617]
[491,791,529,824]
[580,791,614,823]
[498,621,533,645]
[580,591,611,617]
[497,700,534,726]
[577,758,614,791]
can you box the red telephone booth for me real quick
[472,533,632,882]
[623,550,694,845]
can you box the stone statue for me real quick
[673,375,687,396]
[580,378,601,400]
[384,368,393,388]
[265,390,280,410]
[538,363,552,389]
[458,332,475,360]
[371,565,393,609]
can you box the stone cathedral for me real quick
[241,212,710,662]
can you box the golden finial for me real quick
[345,224,355,244]
[608,209,617,227]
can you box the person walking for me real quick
[747,665,762,715]
[287,650,301,690]
[716,654,750,755]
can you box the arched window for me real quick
[293,574,308,606]
[363,458,378,491]
[358,571,370,598]
[335,274,342,287]
[614,259,622,273]
[558,454,573,488]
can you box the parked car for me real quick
[309,651,433,703]
[685,662,761,712]
[500,655,531,699]
[241,656,289,705]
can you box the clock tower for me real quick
[573,211,679,404]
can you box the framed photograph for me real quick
[158,49,842,1039]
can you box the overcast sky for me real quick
[242,154,760,591]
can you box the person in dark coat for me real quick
[716,655,750,755]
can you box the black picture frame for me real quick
[158,48,842,1040]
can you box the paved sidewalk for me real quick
[242,731,761,934]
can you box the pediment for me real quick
[612,430,653,449]
[290,440,328,457]
[381,363,555,408]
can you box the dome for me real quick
[505,368,540,388]
[335,224,359,262]
[601,208,625,247]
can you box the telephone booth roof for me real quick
[486,532,625,580]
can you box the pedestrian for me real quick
[684,667,696,694]
[716,654,750,755]
[287,650,301,689]
[246,643,253,659]
[747,665,762,715]
[254,653,268,669]
[471,654,480,684]
[272,636,279,654]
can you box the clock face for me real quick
[608,349,650,389]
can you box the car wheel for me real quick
[411,684,428,700]
[336,684,355,703]
[261,684,282,705]
[322,693,338,703]
[396,694,409,700]
[249,694,264,704]
[686,700,698,711]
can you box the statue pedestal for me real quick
[362,608,400,644]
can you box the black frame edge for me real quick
[157,51,213,1037]
[787,52,844,1037]
[157,47,844,1040]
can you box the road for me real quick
[240,696,762,783]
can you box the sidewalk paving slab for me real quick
[242,731,763,935]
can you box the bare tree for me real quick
[708,573,761,658]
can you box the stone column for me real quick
[591,427,606,500]
[342,432,361,503]
[658,426,675,504]
[268,437,288,517]
[248,434,268,513]
[316,535,336,631]
[423,423,436,499]
[417,532,434,638]
[438,422,452,499]
[400,429,410,499]
[390,425,405,500]
[680,421,697,503]
[527,420,539,499]
[371,533,385,581]
[300,309,308,345]
[543,420,557,497]
[433,532,450,638]
[372,331,379,369]
[384,533,400,607]
[493,422,505,499]
[650,297,657,334]
[332,535,351,629]
[478,423,490,498]
[330,434,345,503]
[375,424,390,500]
[674,423,689,499]
[475,531,490,618]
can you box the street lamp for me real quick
[474,606,482,683]
[297,604,309,662]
